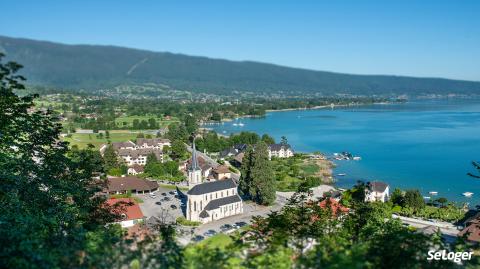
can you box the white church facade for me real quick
[186,141,243,223]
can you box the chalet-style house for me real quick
[106,176,159,194]
[135,138,171,150]
[212,165,231,180]
[185,141,243,223]
[117,148,163,166]
[219,144,248,159]
[100,138,170,167]
[127,164,144,175]
[106,198,144,228]
[268,143,294,159]
[365,181,390,202]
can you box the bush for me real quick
[176,217,201,226]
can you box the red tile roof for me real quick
[106,198,144,221]
[318,198,349,216]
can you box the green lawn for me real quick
[114,115,179,128]
[62,131,139,149]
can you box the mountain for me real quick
[1,35,479,96]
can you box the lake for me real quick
[206,99,480,206]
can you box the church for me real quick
[186,141,243,223]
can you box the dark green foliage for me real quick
[390,188,404,206]
[261,133,275,145]
[0,53,121,268]
[3,36,480,95]
[169,140,187,161]
[103,143,120,172]
[404,189,426,211]
[239,142,276,205]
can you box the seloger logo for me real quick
[427,250,474,263]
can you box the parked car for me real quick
[235,221,247,228]
[149,193,157,198]
[170,205,177,209]
[155,201,162,205]
[220,224,233,231]
[192,235,205,242]
[169,191,176,195]
[204,230,217,237]
[161,192,167,196]
[174,195,179,198]
[164,197,171,201]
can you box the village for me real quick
[97,135,480,247]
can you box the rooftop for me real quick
[187,178,237,195]
[106,198,144,221]
[107,176,158,193]
[204,194,242,211]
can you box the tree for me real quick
[403,189,425,211]
[436,197,448,207]
[105,130,110,139]
[170,140,187,161]
[184,115,198,134]
[239,145,255,199]
[0,53,122,268]
[390,188,404,206]
[261,134,275,145]
[250,142,276,205]
[103,144,120,172]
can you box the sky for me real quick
[0,0,479,81]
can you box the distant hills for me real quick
[1,35,479,96]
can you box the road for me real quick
[392,214,460,236]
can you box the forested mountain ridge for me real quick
[1,35,479,96]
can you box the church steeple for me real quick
[188,138,202,186]
[190,139,200,171]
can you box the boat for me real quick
[428,191,438,195]
[232,123,238,126]
[238,123,245,126]
[463,192,474,197]
[337,173,347,176]
[423,196,431,200]
[353,156,361,161]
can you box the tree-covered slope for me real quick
[1,35,479,95]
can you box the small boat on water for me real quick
[232,123,239,126]
[337,173,347,176]
[353,156,361,161]
[429,191,438,195]
[463,192,474,197]
[238,123,245,126]
[423,196,431,200]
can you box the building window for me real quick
[194,201,197,211]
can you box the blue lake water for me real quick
[206,99,480,206]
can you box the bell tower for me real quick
[188,139,202,187]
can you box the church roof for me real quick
[187,178,236,195]
[190,140,200,171]
[204,195,242,211]
[199,210,210,218]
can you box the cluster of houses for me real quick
[220,143,294,167]
[100,138,171,175]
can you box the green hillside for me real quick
[1,35,479,95]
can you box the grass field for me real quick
[114,115,179,128]
[62,131,139,149]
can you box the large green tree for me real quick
[0,54,122,268]
[244,142,275,205]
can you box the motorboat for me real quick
[463,192,474,197]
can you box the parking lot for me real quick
[136,186,185,224]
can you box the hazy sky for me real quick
[1,0,479,81]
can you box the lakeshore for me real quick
[206,99,480,206]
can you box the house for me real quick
[212,165,231,180]
[106,198,144,228]
[459,214,480,243]
[185,140,243,223]
[268,143,294,159]
[318,197,349,216]
[99,141,136,153]
[219,144,248,159]
[127,164,144,175]
[365,181,390,202]
[230,152,244,168]
[106,176,159,194]
[117,148,163,166]
[135,138,171,150]
[186,179,243,223]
